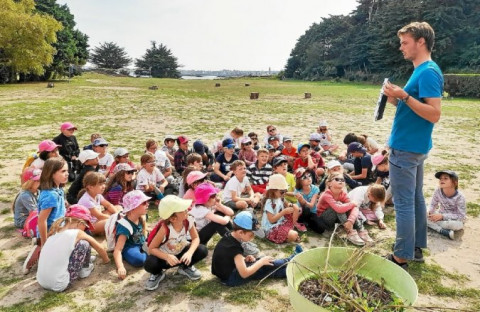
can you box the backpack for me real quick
[22,210,38,238]
[104,212,133,252]
[146,219,189,247]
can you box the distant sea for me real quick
[181,75,219,80]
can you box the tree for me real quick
[34,0,89,79]
[0,0,62,82]
[90,42,131,69]
[284,0,480,81]
[135,42,180,78]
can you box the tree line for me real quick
[284,0,480,82]
[0,0,180,83]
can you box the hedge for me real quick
[444,74,480,98]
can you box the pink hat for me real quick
[113,163,136,174]
[122,190,151,213]
[241,137,252,144]
[38,140,60,152]
[186,171,207,186]
[22,168,41,182]
[194,182,219,205]
[60,122,77,131]
[65,204,95,231]
[372,153,385,166]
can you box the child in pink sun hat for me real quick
[113,190,150,279]
[191,182,234,245]
[53,122,80,182]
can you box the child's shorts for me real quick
[266,215,294,244]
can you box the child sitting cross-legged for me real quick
[222,160,261,210]
[211,211,303,286]
[144,195,208,291]
[136,152,168,203]
[428,170,466,240]
[191,182,234,245]
[261,174,303,244]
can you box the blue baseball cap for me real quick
[233,211,265,238]
[193,140,205,154]
[222,138,235,149]
[297,142,311,154]
[347,142,366,154]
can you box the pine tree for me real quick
[135,42,180,78]
[90,42,131,69]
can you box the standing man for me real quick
[383,22,443,268]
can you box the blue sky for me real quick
[58,0,358,70]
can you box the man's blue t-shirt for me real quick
[38,188,66,229]
[389,60,443,154]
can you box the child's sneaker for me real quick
[79,263,94,278]
[294,222,307,232]
[145,271,166,290]
[177,265,201,280]
[358,230,374,244]
[440,229,454,240]
[241,241,260,257]
[347,230,365,246]
[90,255,96,263]
[22,245,41,275]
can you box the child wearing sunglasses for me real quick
[247,132,260,151]
[261,174,303,244]
[294,168,325,234]
[238,137,257,166]
[92,138,113,176]
[104,163,136,206]
[317,172,372,246]
[316,120,339,156]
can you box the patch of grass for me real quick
[154,292,173,304]
[0,209,10,215]
[224,285,279,306]
[0,292,73,312]
[408,262,479,298]
[101,299,135,312]
[174,279,224,298]
[466,202,480,217]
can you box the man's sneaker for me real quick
[177,265,201,280]
[413,247,425,262]
[22,245,41,275]
[440,229,455,240]
[358,230,374,244]
[79,263,94,278]
[347,230,365,246]
[241,241,260,257]
[145,272,166,291]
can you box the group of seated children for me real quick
[14,121,466,292]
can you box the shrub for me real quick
[444,74,480,98]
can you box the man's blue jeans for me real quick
[389,148,428,260]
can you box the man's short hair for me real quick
[398,22,435,52]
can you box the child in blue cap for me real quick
[211,211,302,286]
